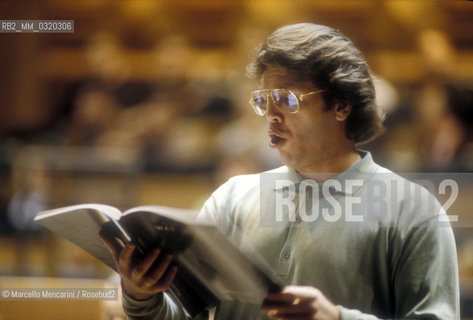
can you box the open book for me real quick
[35,204,281,318]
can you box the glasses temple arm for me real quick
[299,90,324,101]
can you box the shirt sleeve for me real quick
[122,291,190,320]
[338,212,460,320]
[391,214,459,319]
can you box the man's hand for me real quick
[262,286,340,320]
[101,234,178,301]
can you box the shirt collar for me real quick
[275,150,379,196]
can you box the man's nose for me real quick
[265,96,283,123]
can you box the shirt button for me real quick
[284,253,291,259]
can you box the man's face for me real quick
[261,65,347,173]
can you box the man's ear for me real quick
[334,104,351,121]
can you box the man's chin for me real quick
[278,151,297,169]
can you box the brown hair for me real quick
[246,23,384,144]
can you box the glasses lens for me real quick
[272,89,299,113]
[250,91,267,115]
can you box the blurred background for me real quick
[0,0,472,319]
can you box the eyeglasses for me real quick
[249,88,324,116]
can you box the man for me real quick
[103,23,459,319]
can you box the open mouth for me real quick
[269,133,286,148]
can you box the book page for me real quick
[35,204,124,270]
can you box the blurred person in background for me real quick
[416,28,473,171]
[7,158,49,275]
[102,23,459,320]
[375,28,473,172]
[64,82,120,146]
